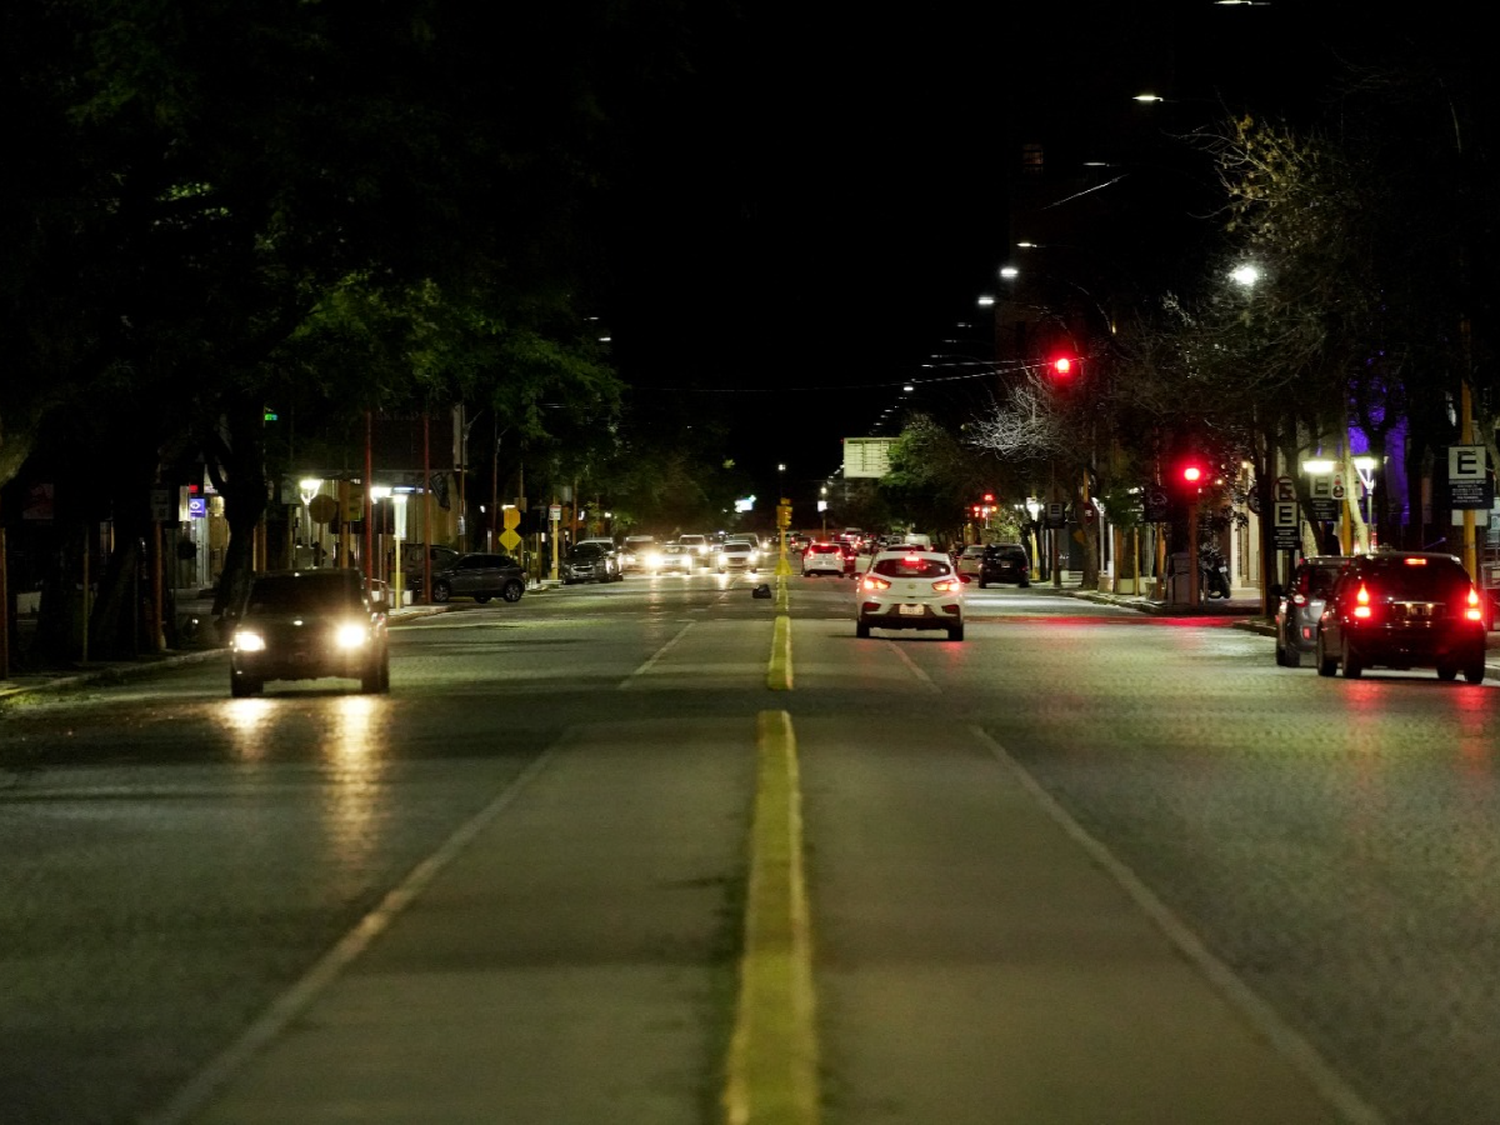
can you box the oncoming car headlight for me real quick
[334,622,371,650]
[233,631,266,653]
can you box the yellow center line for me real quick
[724,710,820,1125]
[767,576,793,691]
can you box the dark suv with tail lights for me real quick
[1315,551,1488,683]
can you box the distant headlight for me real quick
[232,631,266,653]
[334,622,370,650]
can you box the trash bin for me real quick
[1168,551,1193,604]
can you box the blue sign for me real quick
[188,498,207,519]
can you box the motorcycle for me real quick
[1198,544,1231,599]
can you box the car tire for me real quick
[361,662,386,694]
[431,581,451,604]
[1437,664,1459,682]
[1315,635,1337,677]
[1341,639,1363,679]
[856,620,871,639]
[1020,580,1031,588]
[230,674,262,698]
[474,594,492,604]
[1463,661,1486,685]
[948,623,965,642]
[502,581,524,603]
[978,577,988,589]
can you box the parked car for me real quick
[1273,556,1346,667]
[1315,550,1487,682]
[802,541,849,577]
[429,552,526,604]
[402,544,460,591]
[978,544,1031,588]
[562,541,622,584]
[227,568,389,696]
[855,548,965,641]
[677,533,711,563]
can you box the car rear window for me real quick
[808,544,839,554]
[1357,558,1471,600]
[873,557,953,579]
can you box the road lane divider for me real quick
[724,710,820,1125]
[767,612,793,691]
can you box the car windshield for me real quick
[873,556,952,579]
[247,575,363,614]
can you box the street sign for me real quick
[1275,475,1296,501]
[1142,487,1168,522]
[1272,499,1300,550]
[1448,444,1491,509]
[499,529,522,551]
[1308,473,1338,522]
[1044,502,1067,529]
[502,507,521,530]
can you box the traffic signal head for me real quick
[981,492,996,505]
[1049,356,1075,378]
[1177,458,1208,492]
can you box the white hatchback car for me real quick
[855,548,965,641]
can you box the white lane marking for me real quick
[885,641,942,694]
[139,748,558,1125]
[620,622,696,687]
[969,725,1385,1125]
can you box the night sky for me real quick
[601,3,1473,503]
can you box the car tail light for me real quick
[931,578,961,593]
[1291,593,1307,607]
[1466,586,1484,623]
[1403,557,1428,566]
[861,575,891,592]
[1353,584,1373,620]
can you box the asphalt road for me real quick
[2,569,1498,1124]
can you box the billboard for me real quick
[843,437,895,479]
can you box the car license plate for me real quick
[899,603,925,616]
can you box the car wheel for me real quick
[1437,664,1459,682]
[948,623,965,642]
[1463,661,1486,685]
[1315,634,1337,677]
[361,657,388,694]
[474,594,492,604]
[431,581,451,604]
[978,577,988,589]
[856,619,871,639]
[1341,639,1363,679]
[230,673,262,698]
[502,580,524,603]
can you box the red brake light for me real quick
[932,579,960,593]
[1353,584,1373,620]
[1403,557,1428,566]
[862,575,891,592]
[1467,587,1484,623]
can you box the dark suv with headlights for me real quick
[1315,551,1487,682]
[228,569,389,696]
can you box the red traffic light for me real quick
[981,492,996,504]
[1050,356,1075,378]
[1181,465,1203,483]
